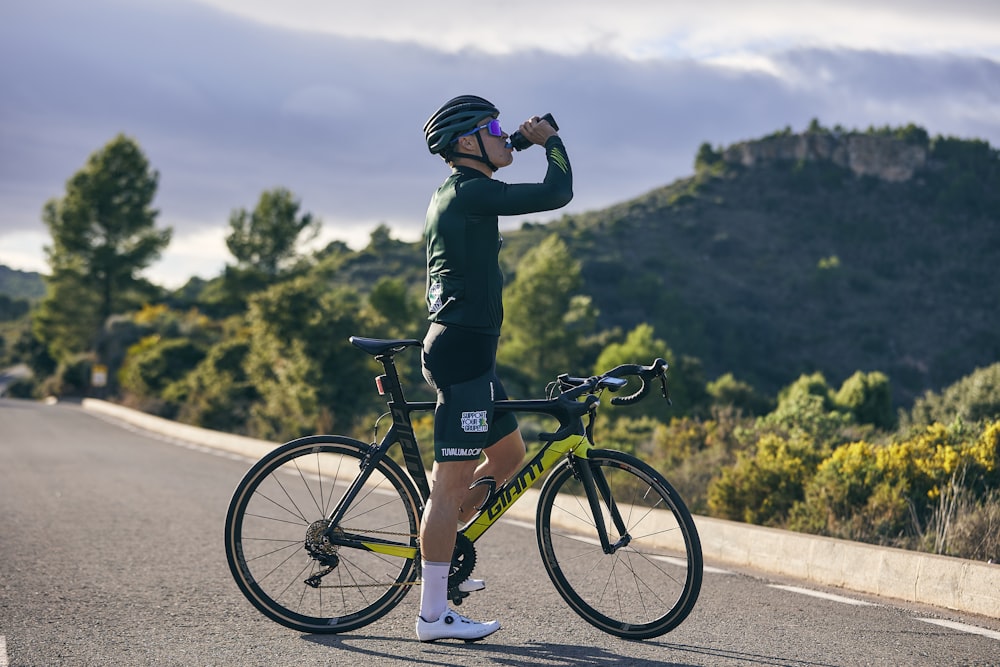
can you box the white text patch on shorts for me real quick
[461,410,489,433]
[441,447,483,458]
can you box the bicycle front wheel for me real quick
[224,435,421,634]
[536,449,703,639]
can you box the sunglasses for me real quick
[453,119,503,142]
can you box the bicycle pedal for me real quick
[448,587,470,606]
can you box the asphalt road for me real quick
[2,398,999,666]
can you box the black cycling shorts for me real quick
[421,323,518,462]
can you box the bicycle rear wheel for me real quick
[224,435,421,634]
[536,449,702,639]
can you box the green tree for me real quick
[242,275,375,440]
[763,372,853,445]
[694,142,723,172]
[35,134,170,360]
[171,337,259,434]
[707,372,774,416]
[499,234,595,391]
[905,363,1000,429]
[834,370,894,430]
[208,188,319,317]
[226,188,319,276]
[594,323,707,417]
[117,335,206,415]
[368,276,422,338]
[32,273,102,361]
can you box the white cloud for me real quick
[192,0,1000,58]
[145,225,229,289]
[0,230,49,275]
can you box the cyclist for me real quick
[416,94,573,641]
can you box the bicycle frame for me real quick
[225,337,698,638]
[321,347,631,559]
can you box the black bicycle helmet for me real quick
[423,95,500,156]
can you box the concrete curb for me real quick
[82,398,278,462]
[81,398,1000,619]
[693,515,999,618]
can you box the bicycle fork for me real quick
[571,453,632,554]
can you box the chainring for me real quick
[447,532,477,589]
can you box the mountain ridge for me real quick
[499,124,1000,406]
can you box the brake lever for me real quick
[659,373,672,406]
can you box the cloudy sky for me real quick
[1,0,998,287]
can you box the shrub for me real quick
[57,354,94,397]
[5,376,37,399]
[791,421,998,547]
[905,363,1000,429]
[644,409,750,513]
[171,338,259,434]
[37,353,95,398]
[946,490,1000,561]
[118,336,205,415]
[707,373,773,416]
[834,371,895,430]
[707,433,823,526]
[761,372,854,446]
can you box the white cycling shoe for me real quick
[458,577,485,593]
[416,608,500,642]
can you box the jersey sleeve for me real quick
[460,136,573,216]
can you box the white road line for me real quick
[917,618,1000,641]
[503,518,730,573]
[1,635,8,667]
[769,584,876,606]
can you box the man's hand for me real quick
[517,116,557,146]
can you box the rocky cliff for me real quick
[722,132,928,182]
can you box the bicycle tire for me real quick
[224,435,421,634]
[536,449,703,639]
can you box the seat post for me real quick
[372,350,432,502]
[375,353,409,406]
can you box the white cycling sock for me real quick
[419,560,450,622]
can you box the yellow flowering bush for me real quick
[708,433,824,526]
[791,420,1000,546]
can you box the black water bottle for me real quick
[509,113,559,151]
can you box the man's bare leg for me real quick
[454,429,526,524]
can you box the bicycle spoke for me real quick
[536,450,702,639]
[225,438,420,634]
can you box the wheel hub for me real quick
[304,519,340,567]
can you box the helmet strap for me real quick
[449,132,498,172]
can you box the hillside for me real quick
[0,265,45,301]
[307,125,998,408]
[498,125,1000,407]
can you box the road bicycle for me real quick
[224,336,703,639]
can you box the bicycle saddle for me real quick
[349,336,422,356]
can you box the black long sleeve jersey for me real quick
[423,136,573,335]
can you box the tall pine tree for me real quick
[34,134,171,360]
